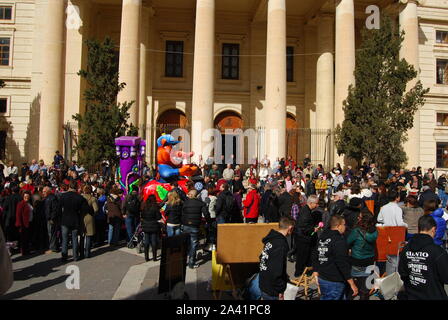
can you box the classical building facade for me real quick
[0,0,447,170]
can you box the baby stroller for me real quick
[127,223,145,254]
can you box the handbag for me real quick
[374,272,403,300]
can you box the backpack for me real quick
[224,194,236,217]
[126,195,140,215]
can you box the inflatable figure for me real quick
[140,134,199,203]
[156,133,198,183]
[115,136,146,195]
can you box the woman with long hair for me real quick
[401,196,423,241]
[165,191,182,237]
[141,195,162,261]
[15,191,33,255]
[346,209,378,300]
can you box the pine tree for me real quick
[73,37,138,167]
[335,16,429,172]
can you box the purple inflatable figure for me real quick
[115,136,146,195]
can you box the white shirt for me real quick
[259,167,270,181]
[376,202,408,227]
[4,166,18,177]
[222,168,234,180]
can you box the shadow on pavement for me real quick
[130,280,212,300]
[11,252,42,263]
[0,275,68,300]
[13,257,64,281]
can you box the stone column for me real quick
[400,0,420,168]
[117,0,141,127]
[191,0,215,161]
[316,15,334,131]
[139,8,150,138]
[334,0,355,164]
[265,0,287,161]
[38,0,65,163]
[316,15,335,168]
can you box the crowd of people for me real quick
[1,150,448,300]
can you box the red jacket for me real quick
[16,200,31,229]
[21,184,35,194]
[243,189,260,219]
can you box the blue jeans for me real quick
[79,235,92,258]
[143,232,158,251]
[182,225,199,266]
[318,278,346,300]
[125,215,138,242]
[438,190,448,208]
[61,225,78,259]
[108,219,121,245]
[167,225,181,237]
[216,215,226,224]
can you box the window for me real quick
[222,43,239,80]
[0,98,6,113]
[0,6,12,20]
[436,59,448,84]
[0,38,10,66]
[165,41,183,78]
[437,142,448,168]
[287,46,294,82]
[437,113,448,126]
[436,31,448,44]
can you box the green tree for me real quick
[335,16,429,172]
[73,37,138,167]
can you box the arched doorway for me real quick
[214,111,243,164]
[156,109,187,138]
[286,113,298,162]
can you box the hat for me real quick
[349,197,363,207]
[334,191,344,198]
[422,185,430,192]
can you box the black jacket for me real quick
[418,190,440,208]
[232,180,245,194]
[60,191,86,228]
[312,229,352,283]
[342,205,361,235]
[44,193,61,223]
[215,190,235,220]
[141,205,162,233]
[305,180,315,197]
[328,200,345,217]
[398,233,448,300]
[2,193,21,228]
[165,203,182,225]
[264,196,280,223]
[259,229,289,297]
[278,192,293,217]
[181,198,208,228]
[295,204,315,242]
